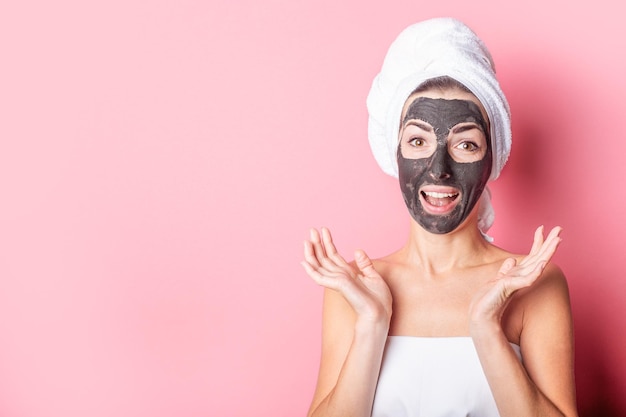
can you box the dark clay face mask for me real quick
[397,96,492,234]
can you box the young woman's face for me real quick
[397,88,492,234]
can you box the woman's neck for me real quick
[398,218,492,276]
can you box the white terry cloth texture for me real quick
[367,17,511,238]
[371,336,522,416]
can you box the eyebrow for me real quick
[451,123,484,134]
[403,120,433,132]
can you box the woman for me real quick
[301,18,577,417]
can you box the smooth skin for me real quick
[302,89,577,417]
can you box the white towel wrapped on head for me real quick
[366,17,511,237]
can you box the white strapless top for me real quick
[371,336,522,417]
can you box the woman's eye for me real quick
[409,138,425,147]
[457,141,479,151]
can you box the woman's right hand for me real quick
[302,227,393,325]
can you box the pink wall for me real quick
[0,1,624,416]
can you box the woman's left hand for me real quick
[469,226,562,329]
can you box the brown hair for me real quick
[411,76,471,95]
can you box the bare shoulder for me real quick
[370,251,407,282]
[516,261,571,319]
[515,262,577,415]
[370,256,396,278]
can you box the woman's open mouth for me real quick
[420,190,460,213]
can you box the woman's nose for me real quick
[428,150,452,180]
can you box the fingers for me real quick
[497,257,516,277]
[302,227,355,285]
[300,259,337,289]
[309,228,327,261]
[496,226,563,296]
[528,225,545,257]
[520,226,562,268]
[354,249,377,278]
[531,226,562,265]
[303,240,325,271]
[321,227,350,269]
[501,260,548,298]
[304,228,344,271]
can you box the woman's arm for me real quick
[469,227,578,417]
[308,289,389,417]
[302,228,392,417]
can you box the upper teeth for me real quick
[424,191,456,198]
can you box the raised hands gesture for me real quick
[301,228,392,325]
[469,225,563,328]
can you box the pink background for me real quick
[1,1,624,416]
